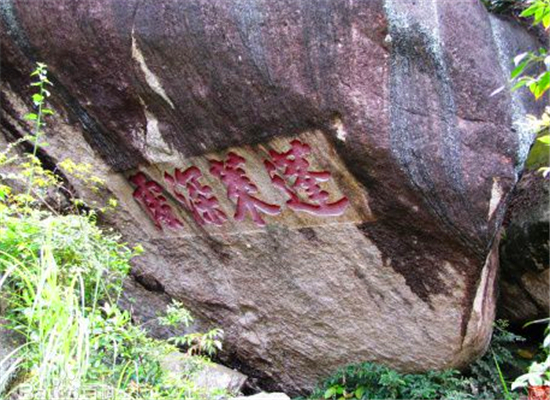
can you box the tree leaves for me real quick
[520,0,550,29]
[511,58,530,79]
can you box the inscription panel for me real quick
[127,131,372,236]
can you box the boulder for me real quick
[160,352,247,395]
[0,0,545,394]
[231,393,290,400]
[193,362,248,395]
[499,171,549,323]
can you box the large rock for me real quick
[0,0,545,394]
[499,171,549,323]
[160,352,248,396]
[231,393,290,400]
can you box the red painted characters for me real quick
[264,139,349,216]
[164,166,227,226]
[210,152,280,226]
[129,172,183,230]
[129,140,349,229]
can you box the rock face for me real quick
[0,0,545,394]
[499,171,549,323]
[160,352,248,396]
[231,393,291,400]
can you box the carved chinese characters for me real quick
[265,140,349,217]
[210,152,281,227]
[129,140,349,230]
[130,172,184,230]
[164,166,227,226]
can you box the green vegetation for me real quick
[159,299,224,358]
[312,363,472,400]
[0,63,111,215]
[0,64,228,400]
[482,0,529,14]
[510,0,550,176]
[507,1,550,388]
[471,320,528,400]
[306,320,531,400]
[512,319,550,391]
[0,3,547,400]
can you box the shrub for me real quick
[309,362,473,400]
[308,320,528,400]
[0,63,227,400]
[469,320,526,399]
[512,319,550,393]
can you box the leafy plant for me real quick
[159,300,224,357]
[170,328,224,358]
[0,63,228,400]
[158,300,194,328]
[0,210,135,398]
[482,0,529,14]
[308,320,528,400]
[512,319,550,392]
[23,63,53,201]
[523,107,550,176]
[511,49,550,100]
[510,0,550,176]
[310,362,474,400]
[469,320,526,400]
[520,0,550,29]
[0,63,116,217]
[1,159,224,400]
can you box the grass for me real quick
[0,209,229,400]
[0,211,130,398]
[0,62,230,400]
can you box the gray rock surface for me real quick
[0,0,545,394]
[160,352,247,395]
[231,393,290,400]
[193,362,248,395]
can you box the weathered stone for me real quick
[192,362,248,395]
[499,171,549,323]
[160,352,247,395]
[118,277,211,340]
[231,392,290,400]
[0,0,545,395]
